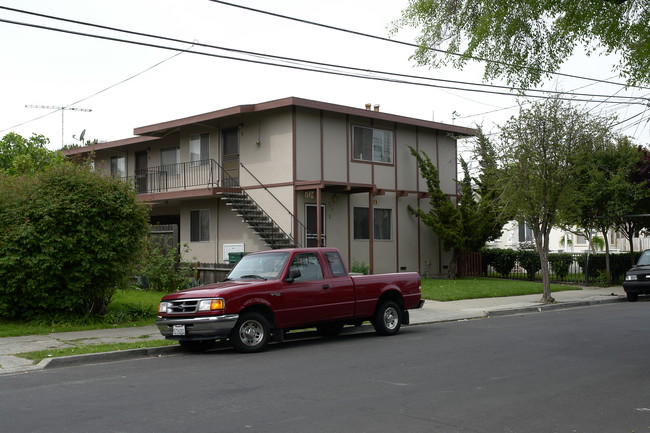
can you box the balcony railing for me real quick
[132,159,237,194]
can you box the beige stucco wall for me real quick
[239,110,293,186]
[322,112,348,181]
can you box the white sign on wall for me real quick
[223,243,245,261]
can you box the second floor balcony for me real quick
[131,159,238,194]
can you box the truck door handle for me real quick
[322,284,330,290]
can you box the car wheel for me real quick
[179,340,215,352]
[372,300,402,336]
[230,312,270,353]
[627,292,639,302]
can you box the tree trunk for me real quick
[602,227,611,281]
[448,248,459,279]
[534,228,554,304]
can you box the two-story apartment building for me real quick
[64,97,474,275]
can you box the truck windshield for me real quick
[637,250,650,266]
[227,252,290,280]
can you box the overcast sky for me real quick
[1,0,648,152]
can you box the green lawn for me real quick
[0,289,165,338]
[421,277,579,301]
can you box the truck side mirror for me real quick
[286,268,301,282]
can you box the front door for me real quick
[222,128,239,187]
[135,150,148,193]
[306,204,325,247]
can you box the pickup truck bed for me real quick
[156,248,423,352]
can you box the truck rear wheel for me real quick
[230,312,270,353]
[372,300,402,336]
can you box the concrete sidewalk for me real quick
[0,286,627,375]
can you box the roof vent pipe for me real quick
[374,104,380,112]
[365,103,371,110]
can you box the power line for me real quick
[0,14,647,107]
[208,0,650,91]
[2,6,636,103]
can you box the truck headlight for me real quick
[198,298,225,311]
[626,274,638,281]
[159,302,170,313]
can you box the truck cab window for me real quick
[291,253,323,281]
[325,252,346,277]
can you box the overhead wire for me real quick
[0,6,648,106]
[208,0,650,91]
[1,4,649,141]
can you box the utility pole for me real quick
[25,105,92,147]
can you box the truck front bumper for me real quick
[156,314,239,340]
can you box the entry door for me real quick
[306,204,325,247]
[222,128,239,187]
[135,150,148,193]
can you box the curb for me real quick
[486,296,626,318]
[39,345,182,370]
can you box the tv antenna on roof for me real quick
[73,129,86,144]
[25,105,92,147]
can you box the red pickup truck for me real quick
[156,247,423,352]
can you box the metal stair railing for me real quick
[218,163,299,249]
[239,162,308,247]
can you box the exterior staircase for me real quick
[218,190,298,249]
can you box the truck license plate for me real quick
[172,325,186,336]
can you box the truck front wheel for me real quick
[230,312,270,353]
[372,300,402,336]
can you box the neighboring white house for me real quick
[488,221,650,253]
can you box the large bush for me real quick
[0,164,150,319]
[548,253,574,280]
[517,248,541,280]
[483,248,518,277]
[137,241,196,292]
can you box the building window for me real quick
[352,126,393,163]
[161,146,180,175]
[110,155,126,179]
[518,221,533,243]
[190,209,210,242]
[190,133,209,164]
[353,207,392,240]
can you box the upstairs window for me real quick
[110,155,126,179]
[352,126,393,164]
[190,133,209,164]
[161,146,180,175]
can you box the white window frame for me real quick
[190,133,209,165]
[110,155,126,179]
[352,125,393,164]
[160,146,180,176]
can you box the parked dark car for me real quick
[623,250,650,302]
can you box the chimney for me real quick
[374,104,380,112]
[365,103,371,110]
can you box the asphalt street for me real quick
[1,301,649,433]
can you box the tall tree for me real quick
[618,146,650,264]
[563,136,641,278]
[392,0,650,88]
[409,129,506,278]
[0,132,66,175]
[497,98,613,302]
